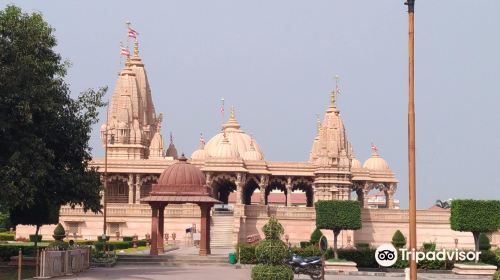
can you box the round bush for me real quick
[53,223,66,241]
[251,264,293,280]
[310,228,323,245]
[255,239,290,265]
[29,234,42,242]
[262,217,284,240]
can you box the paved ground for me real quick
[51,266,492,280]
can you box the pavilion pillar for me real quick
[149,204,159,255]
[259,187,266,205]
[135,174,141,204]
[285,177,292,207]
[199,204,212,256]
[157,204,166,254]
[362,189,370,209]
[128,174,134,204]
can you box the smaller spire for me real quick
[329,75,341,108]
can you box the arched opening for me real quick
[140,176,158,204]
[265,180,287,206]
[293,181,314,207]
[243,178,260,205]
[213,179,236,205]
[107,177,128,203]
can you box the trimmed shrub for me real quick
[251,264,293,280]
[493,271,500,280]
[123,236,133,242]
[136,239,147,247]
[236,243,257,264]
[310,228,323,245]
[354,242,370,250]
[255,240,289,265]
[0,244,47,261]
[0,232,15,241]
[299,241,312,248]
[479,250,498,266]
[337,248,378,268]
[422,242,436,251]
[53,223,66,241]
[479,233,491,251]
[29,234,42,242]
[75,240,95,246]
[392,230,406,248]
[292,245,320,258]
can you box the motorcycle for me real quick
[287,254,324,280]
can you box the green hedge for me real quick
[251,264,293,280]
[315,200,362,231]
[75,240,95,246]
[292,245,320,258]
[450,200,500,233]
[94,241,140,251]
[236,243,257,264]
[0,244,47,261]
[354,242,370,250]
[299,241,312,248]
[493,271,500,280]
[123,236,134,242]
[0,232,15,241]
[29,234,42,242]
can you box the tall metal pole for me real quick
[405,0,417,279]
[103,105,110,250]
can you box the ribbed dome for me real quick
[351,158,362,169]
[157,156,205,187]
[205,108,264,160]
[191,148,208,160]
[242,141,263,161]
[211,136,240,159]
[363,154,391,171]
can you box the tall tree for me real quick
[0,5,106,229]
[450,199,500,259]
[315,200,362,259]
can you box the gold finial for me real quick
[330,75,340,107]
[230,106,235,119]
[134,39,139,57]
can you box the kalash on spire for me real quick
[100,23,164,160]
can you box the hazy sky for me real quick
[6,1,499,208]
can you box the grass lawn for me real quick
[115,246,148,253]
[0,266,36,280]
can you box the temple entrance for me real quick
[293,181,314,207]
[265,180,287,206]
[243,178,260,205]
[212,179,236,212]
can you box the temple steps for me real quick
[210,214,234,249]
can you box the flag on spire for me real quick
[200,133,206,145]
[371,142,379,154]
[120,46,130,57]
[335,75,341,95]
[128,27,138,39]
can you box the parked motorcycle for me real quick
[287,254,324,280]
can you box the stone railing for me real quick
[60,204,201,218]
[38,247,90,278]
[244,205,316,220]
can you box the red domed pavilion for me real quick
[142,156,221,256]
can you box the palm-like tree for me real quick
[435,199,452,209]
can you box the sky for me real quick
[5,0,499,209]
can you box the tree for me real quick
[450,199,500,258]
[435,199,452,209]
[0,6,106,229]
[315,200,362,259]
[392,230,406,248]
[478,233,491,251]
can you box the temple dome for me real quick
[191,148,208,160]
[211,136,240,159]
[205,108,264,160]
[156,156,205,188]
[363,154,391,171]
[351,158,362,169]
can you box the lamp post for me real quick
[102,106,114,251]
[405,1,417,280]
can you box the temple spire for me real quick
[134,39,139,57]
[330,75,341,108]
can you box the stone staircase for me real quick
[116,254,229,266]
[210,211,234,249]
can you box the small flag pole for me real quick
[220,97,225,131]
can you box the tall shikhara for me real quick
[100,40,163,159]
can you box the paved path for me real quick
[50,265,492,280]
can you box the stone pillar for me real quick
[259,175,268,205]
[362,186,370,209]
[199,204,211,256]
[157,204,165,254]
[135,174,141,204]
[285,177,293,207]
[149,204,159,256]
[385,183,397,209]
[235,173,246,205]
[128,174,134,204]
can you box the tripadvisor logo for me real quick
[375,244,481,267]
